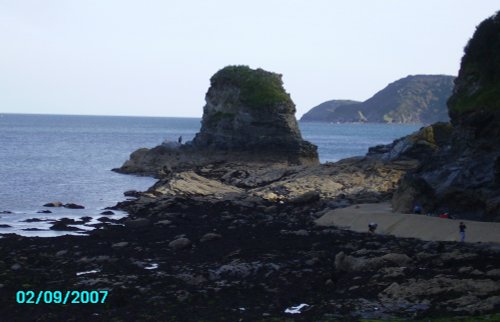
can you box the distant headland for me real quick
[301,74,455,124]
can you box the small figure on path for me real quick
[459,222,467,242]
[368,222,378,233]
[413,203,422,214]
[178,136,183,144]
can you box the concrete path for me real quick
[315,203,500,244]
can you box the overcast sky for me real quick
[0,1,499,118]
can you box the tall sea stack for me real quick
[192,66,316,158]
[115,66,318,176]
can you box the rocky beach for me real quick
[3,195,500,321]
[2,13,500,321]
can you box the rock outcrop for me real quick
[115,66,318,176]
[300,75,455,124]
[390,12,500,220]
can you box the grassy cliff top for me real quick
[210,65,293,109]
[448,11,500,119]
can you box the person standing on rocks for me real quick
[459,222,466,242]
[178,136,183,144]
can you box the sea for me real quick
[0,114,421,237]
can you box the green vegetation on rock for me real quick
[210,65,293,109]
[406,122,453,150]
[191,65,319,162]
[448,11,500,118]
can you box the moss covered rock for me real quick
[208,65,293,109]
[448,11,500,121]
[192,65,318,162]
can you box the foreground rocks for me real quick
[1,135,499,320]
[1,195,500,321]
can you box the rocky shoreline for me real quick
[2,156,500,321]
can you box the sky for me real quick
[0,1,499,118]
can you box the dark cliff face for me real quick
[448,11,500,126]
[192,66,318,160]
[391,12,500,220]
[301,75,455,124]
[447,11,500,141]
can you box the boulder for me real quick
[155,220,172,226]
[23,218,45,223]
[124,190,140,197]
[112,242,129,248]
[209,262,257,279]
[64,203,85,209]
[486,269,500,278]
[200,233,222,243]
[43,201,63,207]
[55,250,68,256]
[338,254,385,272]
[168,237,192,250]
[50,222,80,231]
[289,191,320,204]
[335,252,412,273]
[10,263,21,271]
[380,253,412,266]
[124,218,151,229]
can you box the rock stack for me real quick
[115,66,318,176]
[192,66,317,158]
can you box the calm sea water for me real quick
[0,114,420,236]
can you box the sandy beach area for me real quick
[315,202,500,244]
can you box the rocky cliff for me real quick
[115,66,318,176]
[389,12,500,220]
[301,75,455,124]
[192,66,317,156]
